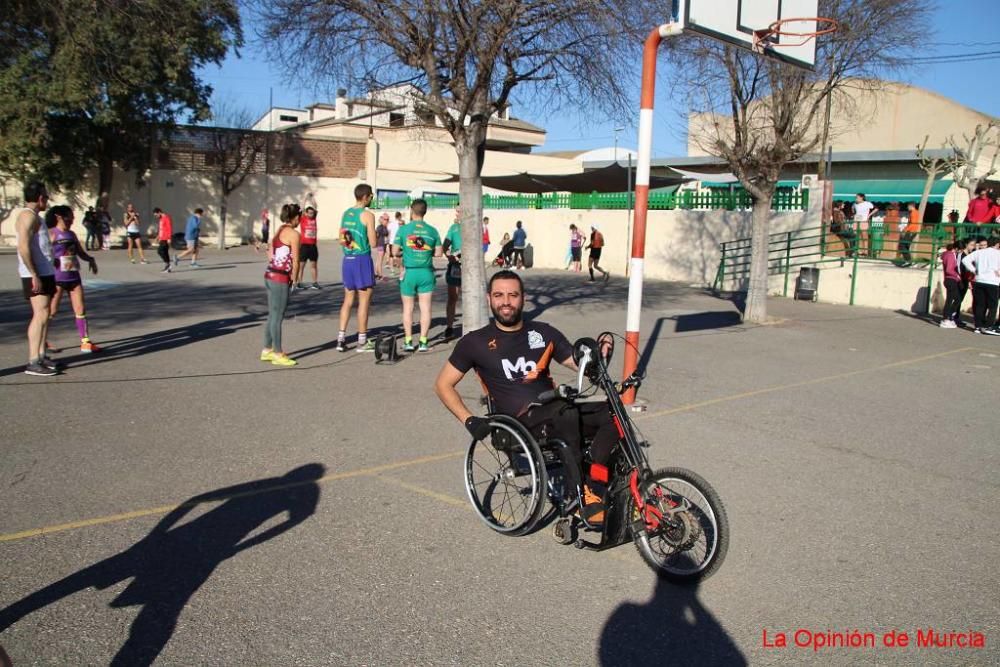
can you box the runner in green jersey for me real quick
[442,211,463,339]
[393,198,442,352]
[336,183,377,352]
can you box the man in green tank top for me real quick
[393,198,442,352]
[442,210,463,339]
[336,183,377,352]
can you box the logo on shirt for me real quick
[501,356,537,381]
[527,330,545,350]
[407,234,429,250]
[488,338,497,351]
[340,228,359,250]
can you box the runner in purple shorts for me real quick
[336,184,378,352]
[45,205,101,353]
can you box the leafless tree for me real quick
[915,135,962,219]
[675,0,929,323]
[204,101,268,249]
[945,121,1000,200]
[255,0,643,331]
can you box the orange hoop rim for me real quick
[752,17,839,49]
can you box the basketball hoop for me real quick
[752,17,839,52]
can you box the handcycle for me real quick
[463,333,729,582]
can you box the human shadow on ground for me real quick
[893,308,962,328]
[0,283,272,345]
[520,272,694,322]
[0,464,324,667]
[598,578,746,666]
[0,312,261,378]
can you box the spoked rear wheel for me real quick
[630,467,729,583]
[464,416,547,535]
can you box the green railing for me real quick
[714,221,1000,308]
[374,188,808,212]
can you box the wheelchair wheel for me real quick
[464,415,547,536]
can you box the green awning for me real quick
[832,179,951,203]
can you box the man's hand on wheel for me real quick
[465,416,492,441]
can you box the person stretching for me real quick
[46,205,100,353]
[394,199,442,352]
[261,204,302,366]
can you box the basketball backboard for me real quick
[670,0,821,69]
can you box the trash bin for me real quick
[795,267,819,301]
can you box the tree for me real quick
[916,135,961,219]
[944,121,1000,201]
[203,101,268,249]
[256,0,642,332]
[0,0,242,206]
[677,0,929,323]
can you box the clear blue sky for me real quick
[198,0,998,159]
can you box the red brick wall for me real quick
[155,127,365,179]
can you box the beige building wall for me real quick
[688,81,996,157]
[687,81,998,216]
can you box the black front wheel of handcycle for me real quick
[630,467,729,583]
[464,415,548,536]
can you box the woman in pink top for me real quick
[939,242,963,328]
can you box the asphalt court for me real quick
[1,243,998,666]
[0,343,980,544]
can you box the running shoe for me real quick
[173,256,180,267]
[418,341,430,352]
[357,340,376,353]
[444,327,455,340]
[190,262,202,268]
[130,258,136,264]
[24,362,58,377]
[44,340,59,353]
[403,340,416,353]
[140,259,148,264]
[161,265,172,273]
[40,357,63,371]
[604,272,610,283]
[260,349,275,362]
[983,328,1000,336]
[309,283,321,290]
[80,340,101,353]
[270,354,298,367]
[336,340,347,353]
[296,283,307,290]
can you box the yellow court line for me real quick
[1,347,970,544]
[373,474,468,508]
[0,451,463,543]
[636,346,974,421]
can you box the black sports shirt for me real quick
[448,321,573,416]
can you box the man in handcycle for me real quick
[434,270,618,527]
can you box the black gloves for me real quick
[465,416,492,441]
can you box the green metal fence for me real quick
[714,221,1000,307]
[374,188,808,212]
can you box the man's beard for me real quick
[491,302,523,327]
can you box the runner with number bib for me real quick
[296,205,320,289]
[46,205,101,353]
